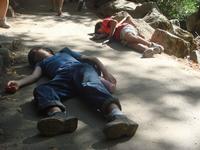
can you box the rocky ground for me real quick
[1,1,200,150]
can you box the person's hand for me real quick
[5,81,20,94]
[102,37,113,45]
[90,33,106,40]
[103,72,117,85]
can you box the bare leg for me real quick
[47,106,62,114]
[124,33,154,58]
[124,32,152,47]
[107,103,120,114]
[124,17,164,54]
[0,0,9,18]
[0,0,10,28]
[50,0,56,11]
[127,43,150,54]
[56,0,64,16]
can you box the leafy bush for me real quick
[151,0,199,20]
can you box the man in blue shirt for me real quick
[7,47,138,140]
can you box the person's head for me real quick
[94,21,102,34]
[28,47,54,67]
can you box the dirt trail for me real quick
[0,1,200,150]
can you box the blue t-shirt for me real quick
[38,47,82,78]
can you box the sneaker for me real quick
[151,42,164,54]
[0,18,10,29]
[37,112,78,136]
[142,48,154,58]
[103,115,138,139]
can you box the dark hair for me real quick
[28,47,54,67]
[94,21,102,33]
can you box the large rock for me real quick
[85,0,112,10]
[0,39,25,51]
[186,7,200,35]
[132,2,158,18]
[143,8,172,31]
[151,29,190,58]
[172,25,197,51]
[97,0,139,17]
[170,19,180,27]
[131,19,155,40]
[96,0,158,18]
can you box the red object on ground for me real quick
[5,85,17,94]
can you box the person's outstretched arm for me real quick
[90,33,108,40]
[6,66,42,93]
[80,55,116,84]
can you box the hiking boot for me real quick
[37,112,78,136]
[0,18,10,29]
[151,42,164,54]
[142,48,154,58]
[103,115,138,139]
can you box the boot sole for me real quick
[143,50,154,58]
[103,123,138,139]
[37,116,78,136]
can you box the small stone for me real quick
[12,39,25,51]
[190,50,200,63]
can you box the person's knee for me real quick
[125,33,138,43]
[33,85,46,96]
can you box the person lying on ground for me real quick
[6,47,138,139]
[91,15,164,58]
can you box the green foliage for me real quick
[151,0,199,19]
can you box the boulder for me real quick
[132,2,158,18]
[112,11,131,21]
[131,19,155,40]
[170,19,180,27]
[143,8,172,31]
[151,29,190,58]
[0,39,25,51]
[96,0,158,18]
[194,36,200,50]
[186,7,200,35]
[97,0,139,17]
[172,25,197,51]
[85,0,112,10]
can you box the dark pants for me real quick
[33,63,121,114]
